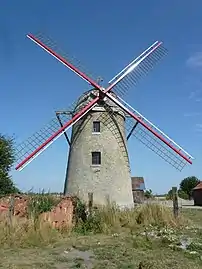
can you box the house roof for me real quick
[193,182,202,190]
[131,177,145,191]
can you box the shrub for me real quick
[178,190,189,200]
[144,189,153,199]
[27,192,61,220]
[73,201,184,235]
[166,189,189,200]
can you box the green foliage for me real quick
[0,170,19,196]
[73,199,103,234]
[75,198,87,222]
[166,189,173,200]
[0,134,15,173]
[0,134,19,195]
[73,200,182,236]
[178,190,189,200]
[74,211,103,235]
[144,189,153,199]
[187,241,202,252]
[27,192,60,219]
[166,188,189,200]
[179,176,200,199]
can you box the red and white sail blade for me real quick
[107,41,167,97]
[27,33,101,89]
[15,97,99,171]
[103,93,193,171]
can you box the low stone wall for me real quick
[0,195,76,228]
[40,197,74,229]
[0,195,28,217]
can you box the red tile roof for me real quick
[193,182,202,190]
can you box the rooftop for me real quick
[193,182,202,190]
[131,176,145,191]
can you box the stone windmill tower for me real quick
[15,33,194,206]
[64,89,132,206]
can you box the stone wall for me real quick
[0,195,75,228]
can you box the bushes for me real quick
[27,192,60,219]
[73,201,185,235]
[178,190,189,200]
[166,189,189,200]
[0,194,187,248]
[144,189,153,199]
[0,134,20,196]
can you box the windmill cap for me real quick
[73,88,126,117]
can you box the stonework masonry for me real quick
[64,90,134,207]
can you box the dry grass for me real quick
[89,202,187,231]
[0,201,201,268]
[0,203,188,247]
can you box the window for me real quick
[92,121,100,133]
[92,151,101,165]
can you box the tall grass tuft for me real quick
[0,217,63,248]
[73,201,187,235]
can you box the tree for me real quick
[144,189,153,199]
[0,134,15,170]
[178,189,189,200]
[166,189,173,200]
[0,170,19,195]
[166,188,189,200]
[179,176,200,199]
[0,134,19,195]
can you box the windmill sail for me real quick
[15,99,98,171]
[15,33,105,171]
[27,33,101,89]
[101,92,193,170]
[126,119,189,170]
[15,33,193,172]
[15,116,67,169]
[108,41,167,98]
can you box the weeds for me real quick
[27,192,60,220]
[0,217,62,248]
[0,195,202,268]
[73,201,186,236]
[0,193,63,247]
[0,194,192,249]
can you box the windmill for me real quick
[15,33,194,207]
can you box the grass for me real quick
[0,196,202,268]
[181,208,202,227]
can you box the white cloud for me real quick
[186,52,202,104]
[187,52,202,68]
[188,89,202,102]
[189,90,198,99]
[195,123,202,132]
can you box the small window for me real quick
[93,121,100,133]
[92,151,101,165]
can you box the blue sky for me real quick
[1,0,202,194]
